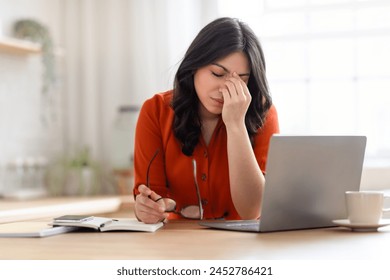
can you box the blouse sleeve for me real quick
[133,95,169,198]
[253,105,280,174]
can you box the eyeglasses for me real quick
[146,149,204,220]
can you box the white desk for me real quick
[0,198,389,260]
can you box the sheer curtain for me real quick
[61,0,218,175]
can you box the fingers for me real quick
[220,72,251,126]
[225,73,244,97]
[220,73,251,106]
[220,86,230,101]
[138,184,161,201]
[222,72,251,101]
[136,207,169,224]
[135,184,168,224]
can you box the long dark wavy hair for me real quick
[172,17,272,156]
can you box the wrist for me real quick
[225,120,247,134]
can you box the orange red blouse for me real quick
[133,90,279,220]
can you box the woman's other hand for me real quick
[134,184,169,224]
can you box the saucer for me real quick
[332,219,390,232]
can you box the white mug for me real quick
[345,191,390,224]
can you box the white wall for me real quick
[0,0,64,195]
[61,0,218,173]
[0,0,219,195]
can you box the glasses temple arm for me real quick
[192,159,204,219]
[146,149,160,188]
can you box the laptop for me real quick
[199,135,367,232]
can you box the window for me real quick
[218,0,390,164]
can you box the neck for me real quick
[200,116,220,146]
[198,104,221,145]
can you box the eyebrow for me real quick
[211,63,250,77]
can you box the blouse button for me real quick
[201,173,207,181]
[203,150,208,158]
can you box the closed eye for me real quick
[211,72,224,78]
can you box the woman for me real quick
[133,17,279,224]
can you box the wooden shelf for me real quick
[0,37,41,55]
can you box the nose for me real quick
[219,73,233,86]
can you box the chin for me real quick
[206,107,222,116]
[200,102,222,117]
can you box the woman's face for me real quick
[194,51,250,119]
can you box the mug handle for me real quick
[383,195,390,212]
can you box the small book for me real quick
[0,222,78,238]
[52,216,163,233]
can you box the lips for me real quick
[211,97,224,105]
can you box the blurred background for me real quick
[0,0,389,199]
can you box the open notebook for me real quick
[52,216,163,233]
[0,217,163,238]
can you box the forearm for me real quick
[226,123,265,219]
